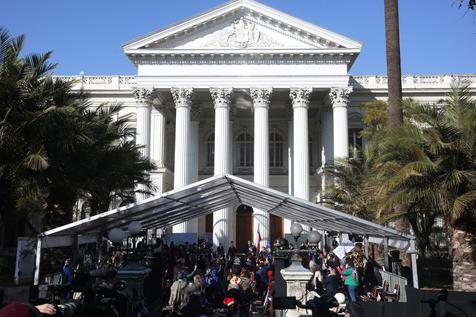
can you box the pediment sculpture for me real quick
[227,18,261,48]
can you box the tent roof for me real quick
[41,175,414,242]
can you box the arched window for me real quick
[206,133,214,167]
[237,132,253,167]
[269,132,284,167]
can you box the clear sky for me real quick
[1,0,474,76]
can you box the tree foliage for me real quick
[325,84,476,258]
[459,0,476,10]
[0,28,154,237]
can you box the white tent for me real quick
[34,175,418,286]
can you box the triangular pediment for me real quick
[123,0,361,52]
[149,16,324,50]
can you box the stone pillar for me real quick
[133,88,153,201]
[329,87,352,159]
[133,88,153,159]
[320,110,334,202]
[290,88,312,202]
[188,108,200,234]
[150,107,166,169]
[210,88,233,249]
[251,88,272,249]
[284,118,293,235]
[171,88,193,233]
[280,256,313,317]
[150,106,166,194]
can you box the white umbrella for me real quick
[332,240,355,259]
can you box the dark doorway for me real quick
[206,213,213,233]
[270,214,284,244]
[236,205,253,253]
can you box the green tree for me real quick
[0,28,154,241]
[458,0,475,9]
[375,84,476,291]
[323,149,377,221]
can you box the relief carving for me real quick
[227,18,260,48]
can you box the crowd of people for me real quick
[0,236,387,317]
[147,239,274,316]
[140,238,383,316]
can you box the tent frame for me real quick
[34,174,418,286]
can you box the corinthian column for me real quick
[251,88,272,249]
[133,88,153,201]
[290,88,312,202]
[188,107,200,234]
[171,88,193,233]
[329,87,352,159]
[133,88,153,159]
[210,88,233,249]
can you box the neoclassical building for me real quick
[59,0,475,250]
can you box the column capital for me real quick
[171,87,193,108]
[329,87,353,108]
[290,88,312,109]
[210,88,233,108]
[133,88,153,104]
[250,88,273,108]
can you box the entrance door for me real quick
[236,205,253,253]
[270,214,283,245]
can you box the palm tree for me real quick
[376,84,476,291]
[0,27,155,239]
[323,148,377,221]
[384,0,403,128]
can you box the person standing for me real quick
[322,266,342,296]
[343,262,359,302]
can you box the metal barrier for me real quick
[379,270,408,302]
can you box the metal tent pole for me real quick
[383,237,390,271]
[409,239,419,288]
[364,235,369,258]
[34,237,42,285]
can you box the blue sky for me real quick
[1,0,474,75]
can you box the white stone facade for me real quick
[56,0,476,248]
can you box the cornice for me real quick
[128,52,355,66]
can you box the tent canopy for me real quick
[40,175,414,247]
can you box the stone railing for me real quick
[351,74,476,90]
[53,75,136,90]
[52,74,476,92]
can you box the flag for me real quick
[256,225,261,252]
